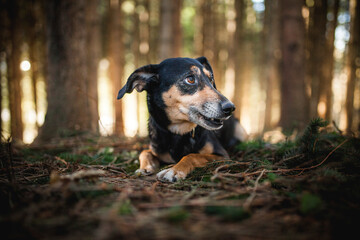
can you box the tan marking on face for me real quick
[190,65,201,76]
[162,85,220,134]
[202,67,212,79]
[199,142,214,154]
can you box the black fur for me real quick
[118,57,239,163]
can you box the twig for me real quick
[332,120,343,134]
[293,138,349,175]
[228,139,349,178]
[243,169,265,210]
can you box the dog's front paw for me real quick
[156,168,186,182]
[135,168,155,177]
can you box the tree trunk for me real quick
[279,0,308,132]
[108,0,124,135]
[148,0,160,63]
[201,0,221,91]
[0,0,6,137]
[323,0,340,121]
[159,0,182,60]
[263,0,280,130]
[28,0,46,129]
[86,0,101,133]
[7,0,23,141]
[36,0,100,142]
[233,0,246,120]
[307,0,328,118]
[345,0,360,132]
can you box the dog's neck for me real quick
[150,114,196,136]
[167,122,197,135]
[148,93,197,135]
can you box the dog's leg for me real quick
[156,154,221,182]
[135,149,160,176]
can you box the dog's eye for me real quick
[185,76,196,85]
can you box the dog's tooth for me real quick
[211,118,214,121]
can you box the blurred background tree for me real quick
[0,0,359,144]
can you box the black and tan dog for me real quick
[117,57,247,182]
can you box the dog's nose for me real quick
[221,101,235,116]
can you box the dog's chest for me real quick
[150,127,204,162]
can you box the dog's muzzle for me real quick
[189,100,235,131]
[221,101,236,117]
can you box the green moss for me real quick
[300,192,323,214]
[117,199,134,216]
[163,206,190,223]
[205,206,250,221]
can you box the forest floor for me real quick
[1,119,360,240]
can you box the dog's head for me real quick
[117,57,235,134]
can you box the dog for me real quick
[117,57,247,182]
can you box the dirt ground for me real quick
[1,127,360,240]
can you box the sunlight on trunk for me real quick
[98,59,114,136]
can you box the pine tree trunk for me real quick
[148,0,160,63]
[36,0,100,142]
[86,0,101,133]
[7,0,23,141]
[159,0,182,60]
[345,0,360,132]
[201,0,221,90]
[108,0,124,135]
[279,0,308,131]
[233,0,246,120]
[28,0,45,129]
[307,0,328,118]
[323,0,340,121]
[263,0,280,130]
[0,0,6,137]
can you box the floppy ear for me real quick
[117,64,158,99]
[196,56,214,77]
[196,56,216,88]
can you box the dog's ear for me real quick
[117,64,158,99]
[196,56,216,88]
[196,56,213,76]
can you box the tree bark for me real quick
[307,0,328,118]
[27,0,46,129]
[323,0,340,121]
[7,0,23,140]
[279,0,308,131]
[233,0,246,120]
[36,0,100,142]
[0,0,7,137]
[108,0,124,135]
[345,0,360,132]
[263,0,280,130]
[159,0,182,60]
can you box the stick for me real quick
[243,169,265,210]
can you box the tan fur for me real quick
[138,149,160,173]
[149,145,175,163]
[202,67,212,79]
[190,65,201,75]
[157,152,175,163]
[171,153,221,177]
[162,85,219,134]
[235,121,248,142]
[199,142,214,154]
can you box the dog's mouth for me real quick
[190,110,226,130]
[199,113,224,128]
